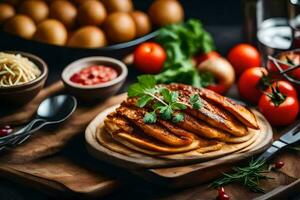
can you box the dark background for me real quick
[0,1,246,200]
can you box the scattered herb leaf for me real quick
[143,112,157,124]
[189,94,201,109]
[211,158,272,193]
[172,113,184,123]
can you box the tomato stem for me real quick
[265,83,286,107]
[258,71,272,91]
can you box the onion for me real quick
[198,57,235,94]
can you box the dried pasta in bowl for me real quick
[0,52,41,87]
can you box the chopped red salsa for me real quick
[70,65,118,86]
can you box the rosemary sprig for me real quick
[128,75,201,124]
[211,158,272,193]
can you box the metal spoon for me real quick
[0,95,77,149]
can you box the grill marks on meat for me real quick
[103,83,259,155]
[104,112,223,154]
[166,84,248,136]
[116,106,193,147]
[199,87,259,129]
[177,114,232,140]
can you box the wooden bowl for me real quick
[62,56,128,101]
[0,51,48,106]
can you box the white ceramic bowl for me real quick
[62,56,128,101]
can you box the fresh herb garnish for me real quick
[155,19,215,87]
[128,75,202,124]
[189,94,202,109]
[211,158,272,193]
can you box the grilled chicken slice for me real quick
[104,113,200,154]
[166,84,248,136]
[123,99,246,142]
[199,87,259,129]
[104,113,223,155]
[116,106,193,147]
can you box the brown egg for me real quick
[102,0,133,13]
[103,12,136,43]
[50,0,77,29]
[4,14,36,39]
[19,0,49,23]
[34,19,67,46]
[68,26,107,48]
[130,11,151,37]
[78,0,106,26]
[148,0,184,27]
[0,3,15,24]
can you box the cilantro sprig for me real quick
[128,75,202,124]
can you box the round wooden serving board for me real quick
[85,105,273,169]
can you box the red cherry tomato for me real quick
[238,67,268,104]
[267,81,298,98]
[268,51,300,81]
[218,187,225,196]
[196,51,221,65]
[134,42,167,74]
[275,161,284,169]
[228,44,261,76]
[259,81,299,126]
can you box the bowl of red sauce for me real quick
[62,56,127,101]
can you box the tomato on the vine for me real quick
[258,81,299,126]
[134,42,167,74]
[268,51,300,81]
[238,67,269,104]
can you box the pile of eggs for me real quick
[0,0,184,48]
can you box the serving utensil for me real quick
[257,122,300,161]
[0,95,77,150]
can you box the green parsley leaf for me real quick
[170,91,179,102]
[137,75,156,89]
[172,113,185,123]
[172,102,187,110]
[143,112,157,124]
[153,102,165,110]
[155,19,215,87]
[189,94,202,109]
[128,83,144,97]
[161,88,172,103]
[160,106,173,120]
[136,95,153,108]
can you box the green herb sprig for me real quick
[155,19,215,87]
[211,158,272,193]
[128,75,201,124]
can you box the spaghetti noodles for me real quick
[0,52,41,87]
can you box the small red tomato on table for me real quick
[259,81,299,126]
[238,67,269,104]
[134,42,167,74]
[228,43,261,77]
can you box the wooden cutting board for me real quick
[0,82,126,197]
[85,106,272,170]
[85,102,274,189]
